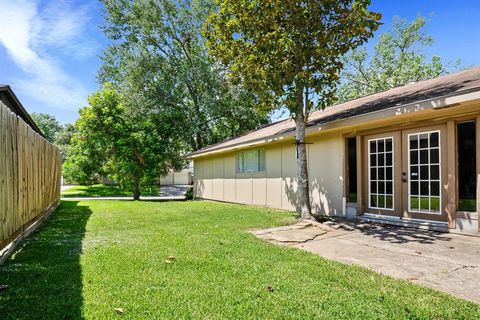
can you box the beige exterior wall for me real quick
[159,171,192,185]
[194,132,345,215]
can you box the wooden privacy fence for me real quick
[0,100,61,251]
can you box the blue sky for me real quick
[0,0,479,124]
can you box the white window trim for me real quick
[407,130,442,215]
[367,136,395,211]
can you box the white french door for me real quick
[402,126,447,222]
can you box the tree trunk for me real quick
[294,112,313,220]
[133,176,141,200]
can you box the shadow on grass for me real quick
[0,201,92,319]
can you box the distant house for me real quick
[188,68,480,235]
[159,162,193,186]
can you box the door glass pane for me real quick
[408,131,441,214]
[431,181,439,196]
[410,196,419,210]
[386,181,393,194]
[420,150,428,164]
[378,153,384,166]
[370,195,377,207]
[386,140,392,152]
[431,165,439,180]
[411,181,419,195]
[386,152,392,166]
[430,149,439,164]
[410,135,418,149]
[411,150,418,164]
[368,137,394,210]
[430,132,439,147]
[419,134,429,148]
[386,196,393,208]
[420,197,430,210]
[378,140,384,152]
[386,167,392,180]
[420,165,429,180]
[431,197,440,211]
[378,167,384,180]
[411,166,419,180]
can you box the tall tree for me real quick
[337,15,461,102]
[30,112,62,143]
[64,85,186,199]
[54,123,76,162]
[205,0,381,219]
[99,0,269,151]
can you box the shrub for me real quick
[185,187,194,200]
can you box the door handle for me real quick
[402,172,407,182]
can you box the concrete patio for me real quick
[252,220,480,304]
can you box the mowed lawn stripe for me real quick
[0,200,478,319]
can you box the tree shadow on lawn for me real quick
[0,201,92,319]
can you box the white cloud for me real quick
[0,0,97,111]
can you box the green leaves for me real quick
[205,0,381,116]
[100,0,269,151]
[337,15,462,103]
[63,85,187,195]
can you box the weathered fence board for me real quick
[0,100,61,250]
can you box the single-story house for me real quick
[188,68,480,235]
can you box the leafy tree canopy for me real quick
[63,85,186,199]
[204,0,381,217]
[31,112,62,143]
[99,0,270,151]
[337,15,461,102]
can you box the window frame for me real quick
[456,120,477,212]
[236,148,266,173]
[407,130,442,215]
[367,136,395,211]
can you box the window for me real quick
[346,137,357,202]
[408,131,441,214]
[457,122,476,211]
[236,149,266,173]
[368,137,394,210]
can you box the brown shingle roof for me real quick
[190,67,480,157]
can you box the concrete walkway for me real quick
[252,220,480,304]
[61,196,185,201]
[61,185,76,192]
[61,185,189,201]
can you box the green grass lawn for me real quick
[61,184,160,197]
[0,200,478,319]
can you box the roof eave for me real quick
[0,85,44,136]
[187,88,480,159]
